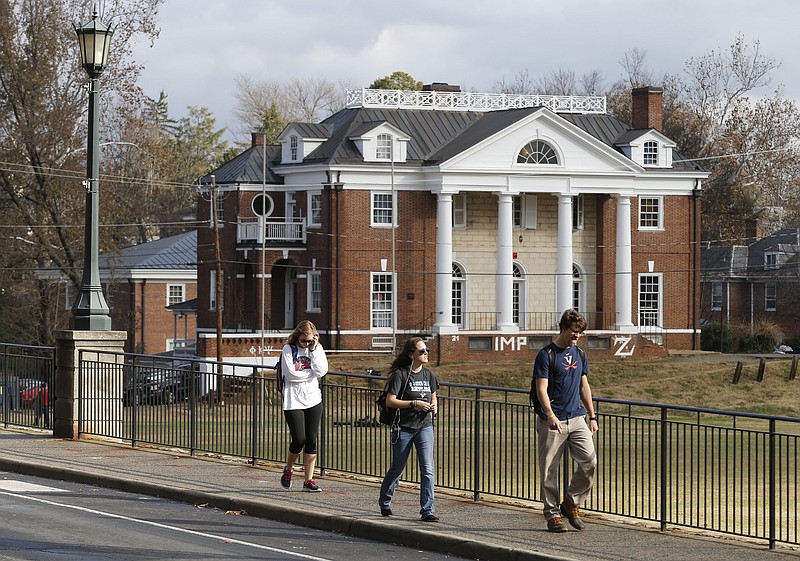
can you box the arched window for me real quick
[517,140,558,164]
[512,263,526,327]
[452,263,465,327]
[643,141,658,165]
[572,264,584,313]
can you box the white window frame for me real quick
[572,194,584,230]
[453,193,467,228]
[371,272,393,329]
[513,194,537,229]
[290,135,298,161]
[764,252,779,270]
[210,271,217,311]
[286,191,297,220]
[572,264,585,313]
[512,263,526,327]
[307,271,322,312]
[638,196,663,230]
[376,133,392,160]
[638,273,663,326]
[765,282,777,311]
[711,282,723,311]
[371,192,395,227]
[167,284,185,307]
[308,191,322,228]
[643,141,658,166]
[452,262,466,327]
[211,190,224,228]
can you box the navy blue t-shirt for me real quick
[532,343,588,421]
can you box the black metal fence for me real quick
[0,343,54,429]
[73,350,799,549]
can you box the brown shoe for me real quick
[560,498,586,530]
[547,516,569,532]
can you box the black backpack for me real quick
[529,346,586,416]
[273,344,298,393]
[376,369,411,426]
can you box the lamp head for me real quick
[75,10,113,76]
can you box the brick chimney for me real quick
[631,86,663,132]
[423,82,461,92]
[251,132,267,147]
[744,218,762,242]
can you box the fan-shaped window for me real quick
[517,140,558,165]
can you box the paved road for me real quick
[1,427,798,561]
[0,473,462,561]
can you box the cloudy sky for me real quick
[131,0,800,141]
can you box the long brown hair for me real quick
[388,337,424,374]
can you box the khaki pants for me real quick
[536,415,597,519]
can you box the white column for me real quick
[615,195,635,330]
[496,193,517,332]
[433,193,456,334]
[556,195,574,314]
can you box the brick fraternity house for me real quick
[194,85,708,366]
[701,227,800,346]
[96,231,198,355]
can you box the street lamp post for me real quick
[71,9,113,330]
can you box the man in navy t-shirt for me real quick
[533,309,598,532]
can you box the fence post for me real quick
[660,407,668,532]
[789,356,798,381]
[769,418,776,550]
[251,365,258,466]
[473,387,481,502]
[757,358,766,382]
[731,362,743,384]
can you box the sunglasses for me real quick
[300,338,314,344]
[417,348,429,355]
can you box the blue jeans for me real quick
[378,425,435,517]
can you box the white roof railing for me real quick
[346,89,606,114]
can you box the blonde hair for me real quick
[288,320,319,345]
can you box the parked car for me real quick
[19,381,48,409]
[123,364,195,406]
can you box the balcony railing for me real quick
[459,311,614,331]
[346,89,607,114]
[237,217,306,244]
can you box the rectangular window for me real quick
[371,272,393,328]
[513,194,537,229]
[290,136,298,160]
[376,134,392,160]
[765,282,776,311]
[764,253,779,270]
[452,280,463,326]
[711,282,722,311]
[639,196,663,230]
[638,273,662,326]
[167,284,185,307]
[643,141,658,165]
[210,271,217,311]
[309,192,322,227]
[372,192,394,226]
[572,194,584,230]
[452,193,467,228]
[308,271,322,312]
[286,192,297,220]
[211,190,224,227]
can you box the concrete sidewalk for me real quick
[0,427,797,561]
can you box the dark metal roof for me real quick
[166,298,197,313]
[701,228,800,277]
[286,122,332,139]
[99,230,197,272]
[199,144,282,185]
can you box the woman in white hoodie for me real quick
[278,320,328,492]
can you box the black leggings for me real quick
[283,402,323,455]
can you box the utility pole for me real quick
[211,175,224,404]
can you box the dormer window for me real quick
[517,140,558,164]
[290,135,298,160]
[765,252,779,270]
[643,141,658,165]
[376,134,392,160]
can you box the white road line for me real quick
[0,480,66,493]
[0,489,334,561]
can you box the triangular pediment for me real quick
[437,109,642,174]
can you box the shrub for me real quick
[701,322,734,352]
